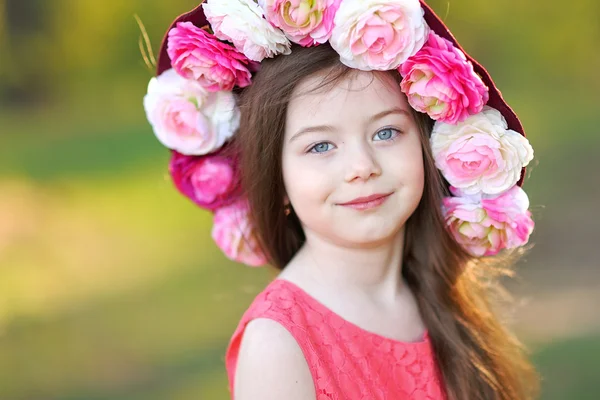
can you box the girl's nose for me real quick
[344,142,382,182]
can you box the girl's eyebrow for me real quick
[369,107,410,123]
[289,107,410,143]
[289,124,336,143]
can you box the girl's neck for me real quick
[283,226,407,306]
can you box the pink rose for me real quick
[400,32,489,124]
[143,69,240,155]
[330,0,429,70]
[211,200,268,267]
[167,22,253,91]
[443,186,535,257]
[259,0,342,46]
[169,148,242,211]
[431,106,534,196]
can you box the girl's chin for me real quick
[332,224,404,247]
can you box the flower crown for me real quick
[143,0,535,266]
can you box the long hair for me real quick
[233,43,539,400]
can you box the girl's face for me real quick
[282,70,425,247]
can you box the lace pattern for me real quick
[226,279,446,399]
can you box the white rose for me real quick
[330,0,429,70]
[202,0,291,62]
[143,69,240,155]
[431,106,534,195]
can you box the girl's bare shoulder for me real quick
[234,317,316,400]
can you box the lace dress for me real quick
[226,279,446,399]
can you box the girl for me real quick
[144,1,539,399]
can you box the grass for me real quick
[2,275,233,398]
[0,118,274,398]
[533,334,600,400]
[0,269,258,399]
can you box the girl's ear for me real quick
[283,194,290,206]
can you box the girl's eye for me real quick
[308,142,334,154]
[374,127,400,141]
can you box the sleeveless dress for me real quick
[225,279,446,400]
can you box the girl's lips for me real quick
[338,192,393,210]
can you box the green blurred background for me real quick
[0,0,598,399]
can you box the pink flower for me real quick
[400,32,489,124]
[443,186,535,257]
[211,200,268,267]
[167,22,253,91]
[169,148,242,211]
[143,69,240,155]
[202,0,291,62]
[259,0,342,46]
[431,106,534,196]
[330,0,429,70]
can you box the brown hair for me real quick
[234,43,539,400]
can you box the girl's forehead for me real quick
[287,70,408,122]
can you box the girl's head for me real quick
[149,2,536,267]
[284,65,426,248]
[237,43,444,268]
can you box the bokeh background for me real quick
[1,0,598,399]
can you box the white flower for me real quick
[143,69,240,155]
[330,0,429,70]
[202,0,291,62]
[431,106,534,195]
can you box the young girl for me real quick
[144,1,539,399]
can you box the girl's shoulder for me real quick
[229,316,316,400]
[225,279,317,399]
[227,278,312,349]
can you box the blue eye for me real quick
[309,142,334,154]
[374,127,400,141]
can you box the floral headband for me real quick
[143,0,535,266]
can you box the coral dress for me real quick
[226,279,446,399]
